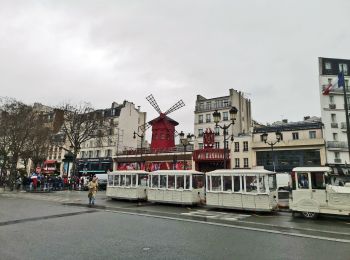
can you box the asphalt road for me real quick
[0,191,350,260]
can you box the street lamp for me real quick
[133,131,144,160]
[179,131,193,170]
[213,107,238,169]
[261,131,282,172]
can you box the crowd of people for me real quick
[22,173,90,191]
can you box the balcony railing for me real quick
[329,103,336,109]
[334,158,342,163]
[327,141,348,149]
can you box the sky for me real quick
[1,0,350,136]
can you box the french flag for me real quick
[323,71,345,95]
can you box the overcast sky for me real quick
[1,0,350,135]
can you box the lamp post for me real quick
[261,131,282,172]
[133,131,144,168]
[213,107,238,169]
[179,131,193,170]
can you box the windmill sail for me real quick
[146,94,162,114]
[164,100,185,115]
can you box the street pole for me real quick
[223,129,227,169]
[342,82,350,163]
[183,143,187,170]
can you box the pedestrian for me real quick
[87,175,98,206]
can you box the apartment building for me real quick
[319,57,350,167]
[252,117,326,172]
[193,89,252,171]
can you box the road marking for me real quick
[181,210,251,221]
[106,209,350,244]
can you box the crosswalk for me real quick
[1,193,83,203]
[181,210,251,221]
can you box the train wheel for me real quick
[301,211,318,219]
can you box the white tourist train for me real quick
[106,170,149,200]
[205,169,278,212]
[147,170,205,205]
[290,167,350,218]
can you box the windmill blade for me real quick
[164,100,185,115]
[138,123,151,133]
[146,94,162,114]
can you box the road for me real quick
[0,190,350,259]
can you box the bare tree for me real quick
[59,102,106,175]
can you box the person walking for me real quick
[87,175,98,206]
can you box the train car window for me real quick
[168,175,175,189]
[223,176,232,192]
[176,175,184,189]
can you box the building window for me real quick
[198,115,203,123]
[329,95,334,104]
[215,142,220,148]
[88,151,93,158]
[198,143,203,149]
[339,63,348,75]
[243,141,248,151]
[106,149,112,157]
[292,132,299,140]
[333,133,338,141]
[244,158,249,168]
[234,142,239,152]
[223,112,229,121]
[206,102,211,110]
[199,103,204,110]
[325,62,332,70]
[198,129,203,137]
[223,100,229,107]
[335,152,340,159]
[81,151,85,158]
[235,158,240,168]
[96,150,100,157]
[331,113,336,123]
[309,131,316,139]
[206,114,211,123]
[214,127,220,136]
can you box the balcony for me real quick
[331,123,338,128]
[334,158,342,163]
[327,141,348,149]
[329,103,336,109]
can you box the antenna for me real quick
[164,100,185,115]
[146,94,162,114]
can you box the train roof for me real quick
[109,170,149,174]
[207,169,275,175]
[148,170,204,175]
[292,167,332,172]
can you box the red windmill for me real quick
[146,94,185,152]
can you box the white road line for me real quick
[105,209,350,244]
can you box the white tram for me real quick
[290,167,350,218]
[147,170,205,205]
[206,169,278,212]
[106,170,149,200]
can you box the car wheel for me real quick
[301,211,318,219]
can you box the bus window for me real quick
[168,175,175,189]
[223,176,232,192]
[211,176,222,191]
[132,174,137,187]
[233,176,241,192]
[185,175,190,189]
[160,175,167,188]
[120,175,126,186]
[125,175,131,186]
[245,176,256,192]
[138,174,148,186]
[108,175,113,186]
[176,175,184,189]
[268,174,277,191]
[297,173,309,189]
[311,172,325,189]
[258,176,266,193]
[151,175,159,188]
[192,174,204,189]
[114,175,119,186]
